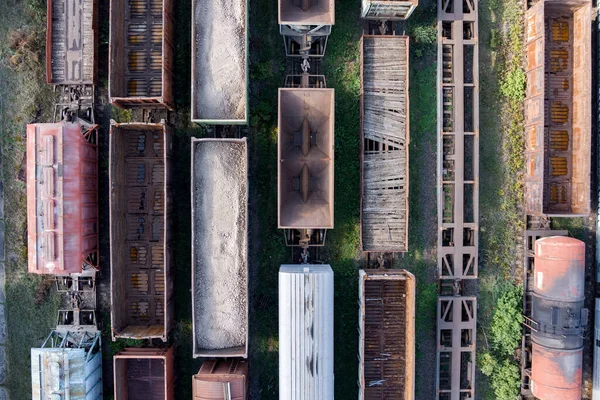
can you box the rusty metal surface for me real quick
[360,36,409,253]
[47,0,97,84]
[193,360,248,400]
[109,0,174,109]
[435,297,477,400]
[360,0,418,20]
[278,88,335,229]
[26,122,99,275]
[524,0,592,216]
[358,269,415,400]
[437,0,479,281]
[31,330,102,400]
[279,0,334,25]
[531,343,583,400]
[113,347,174,400]
[109,122,173,341]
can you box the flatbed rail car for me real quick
[47,0,97,85]
[109,121,173,341]
[26,122,99,275]
[113,347,175,400]
[191,0,248,124]
[360,35,409,253]
[358,269,415,400]
[109,0,174,109]
[524,0,591,216]
[191,138,248,358]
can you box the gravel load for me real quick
[194,0,246,121]
[193,141,247,351]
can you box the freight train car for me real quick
[358,269,415,399]
[193,359,248,400]
[279,0,334,58]
[360,35,409,253]
[524,0,591,216]
[522,236,588,400]
[109,121,174,341]
[113,347,175,400]
[361,0,418,20]
[47,0,97,85]
[279,264,334,399]
[191,138,248,358]
[109,0,174,109]
[191,0,248,123]
[26,122,99,275]
[31,330,102,400]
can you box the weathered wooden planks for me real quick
[361,36,409,252]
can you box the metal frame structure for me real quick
[437,0,479,281]
[435,296,476,400]
[361,0,418,20]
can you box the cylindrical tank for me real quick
[531,236,586,400]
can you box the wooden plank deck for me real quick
[361,36,409,252]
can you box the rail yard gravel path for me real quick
[193,141,247,350]
[194,0,246,121]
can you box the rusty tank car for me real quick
[528,236,587,400]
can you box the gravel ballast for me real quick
[193,141,247,351]
[194,0,246,121]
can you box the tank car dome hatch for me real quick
[530,236,588,400]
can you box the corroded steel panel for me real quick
[358,269,415,400]
[278,88,335,229]
[113,347,175,400]
[279,0,334,25]
[26,122,99,275]
[109,122,173,341]
[524,0,592,216]
[193,360,248,400]
[108,0,174,109]
[531,344,583,400]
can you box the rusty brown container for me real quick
[114,347,175,400]
[26,122,99,275]
[530,236,586,400]
[277,88,335,230]
[109,0,174,109]
[193,359,248,400]
[109,121,173,341]
[358,269,415,400]
[524,0,591,216]
[46,0,98,84]
[531,343,583,400]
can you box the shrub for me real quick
[491,284,524,356]
[490,29,502,49]
[479,351,497,377]
[490,359,521,400]
[411,24,437,44]
[500,68,526,103]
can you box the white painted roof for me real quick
[279,264,334,400]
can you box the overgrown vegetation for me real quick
[479,284,523,400]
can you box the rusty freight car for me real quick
[193,360,248,400]
[360,35,409,252]
[114,347,175,400]
[358,269,415,400]
[524,0,591,216]
[47,0,97,85]
[361,0,418,20]
[191,138,248,358]
[109,121,173,341]
[109,0,174,109]
[26,122,99,275]
[278,88,335,230]
[191,0,248,124]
